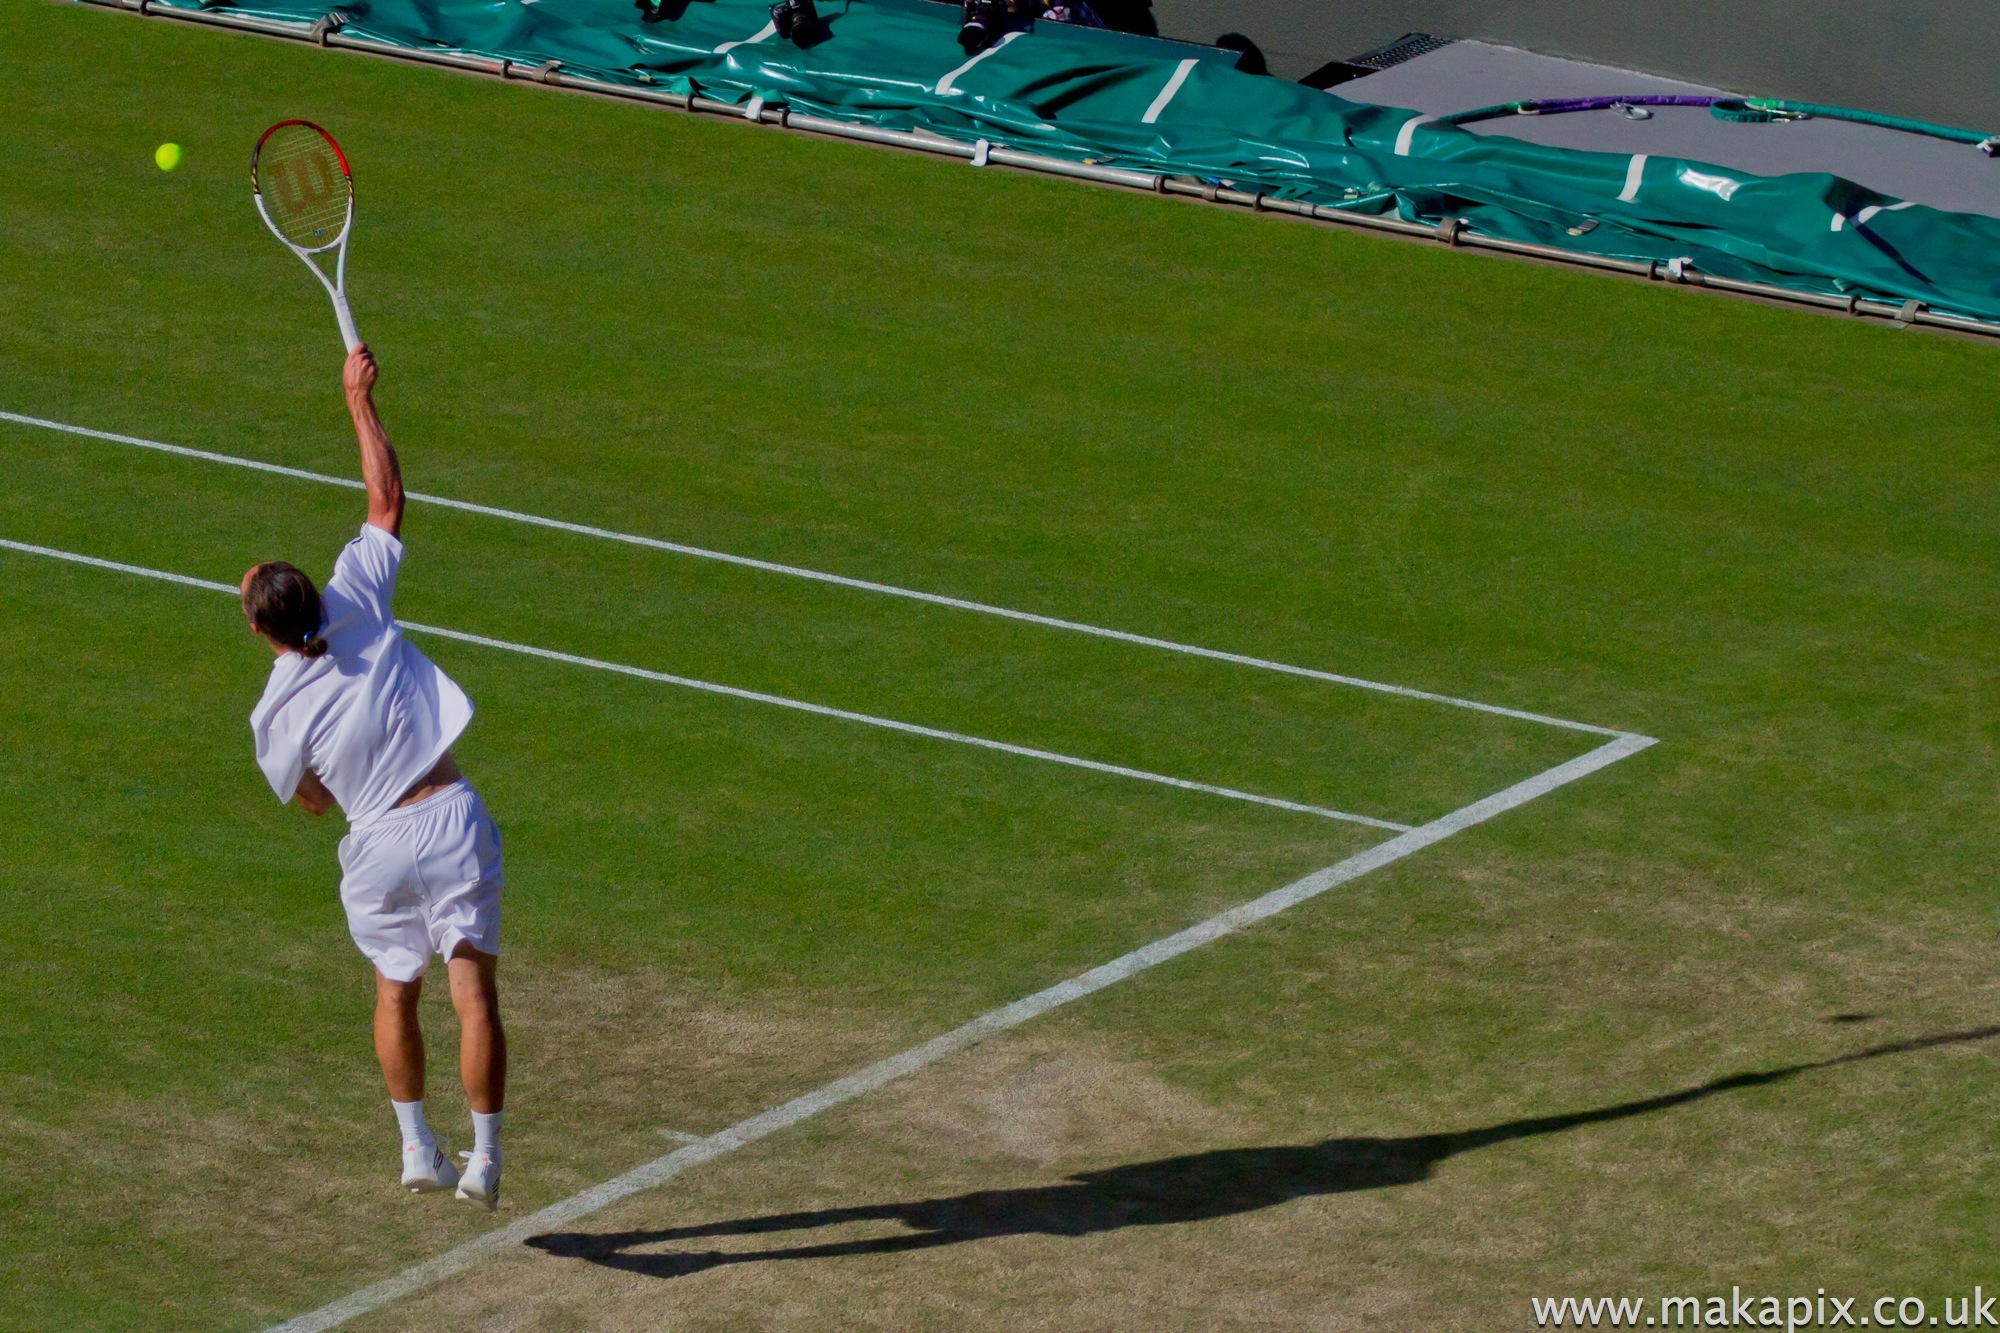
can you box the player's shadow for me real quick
[526,1024,2000,1279]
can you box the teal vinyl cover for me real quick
[150,0,2000,320]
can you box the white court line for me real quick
[1141,57,1197,125]
[0,537,1410,831]
[410,622,1412,829]
[934,29,1022,95]
[0,410,1625,737]
[266,729,1654,1333]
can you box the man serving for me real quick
[241,346,506,1210]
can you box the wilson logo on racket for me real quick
[252,120,362,351]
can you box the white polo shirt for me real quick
[249,523,473,828]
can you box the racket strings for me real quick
[254,125,350,250]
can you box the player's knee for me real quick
[374,971,422,1012]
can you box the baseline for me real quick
[267,732,1654,1332]
[0,410,1628,738]
[0,536,1411,830]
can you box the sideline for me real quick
[1,409,1624,736]
[266,732,1653,1332]
[0,536,1410,829]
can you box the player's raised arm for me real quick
[343,346,404,537]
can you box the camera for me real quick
[958,0,1006,53]
[770,0,825,45]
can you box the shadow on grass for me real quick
[526,1024,2000,1278]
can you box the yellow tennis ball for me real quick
[154,142,182,172]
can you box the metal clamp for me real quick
[537,59,563,85]
[308,10,346,43]
[1895,298,1925,325]
[1436,216,1463,245]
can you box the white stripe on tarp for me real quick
[713,19,774,53]
[259,729,1654,1333]
[1140,58,1198,125]
[1617,154,1648,203]
[0,409,1629,736]
[0,536,1413,831]
[1855,200,1918,227]
[1393,113,1434,157]
[934,29,1022,95]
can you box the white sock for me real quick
[471,1109,502,1169]
[393,1098,435,1153]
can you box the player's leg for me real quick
[415,781,507,1207]
[446,944,505,1114]
[374,970,425,1102]
[447,943,506,1208]
[340,825,458,1192]
[373,968,459,1192]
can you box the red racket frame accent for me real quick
[250,118,352,190]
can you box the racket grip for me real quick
[332,290,362,353]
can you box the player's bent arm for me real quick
[342,346,404,538]
[294,770,336,817]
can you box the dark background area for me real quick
[1144,1,2000,129]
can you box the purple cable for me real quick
[1438,95,1721,126]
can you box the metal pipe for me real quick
[1459,232,1658,276]
[985,148,1159,189]
[328,31,505,74]
[787,113,975,156]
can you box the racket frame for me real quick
[251,119,361,352]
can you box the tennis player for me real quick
[242,346,505,1210]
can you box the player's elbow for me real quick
[368,483,405,534]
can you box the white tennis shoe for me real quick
[401,1140,460,1193]
[456,1150,499,1211]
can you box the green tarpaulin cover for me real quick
[142,0,2000,320]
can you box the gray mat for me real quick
[1147,0,2000,132]
[1336,41,2000,218]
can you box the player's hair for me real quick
[244,562,329,659]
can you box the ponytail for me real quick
[244,562,327,658]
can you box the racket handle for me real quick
[332,289,362,353]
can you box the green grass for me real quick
[5,0,2000,1326]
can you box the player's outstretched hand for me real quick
[343,344,378,398]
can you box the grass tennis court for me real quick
[5,0,2000,1326]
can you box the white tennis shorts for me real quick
[336,780,502,982]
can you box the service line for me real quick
[0,410,1631,738]
[0,536,1409,830]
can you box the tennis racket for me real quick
[251,120,361,352]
